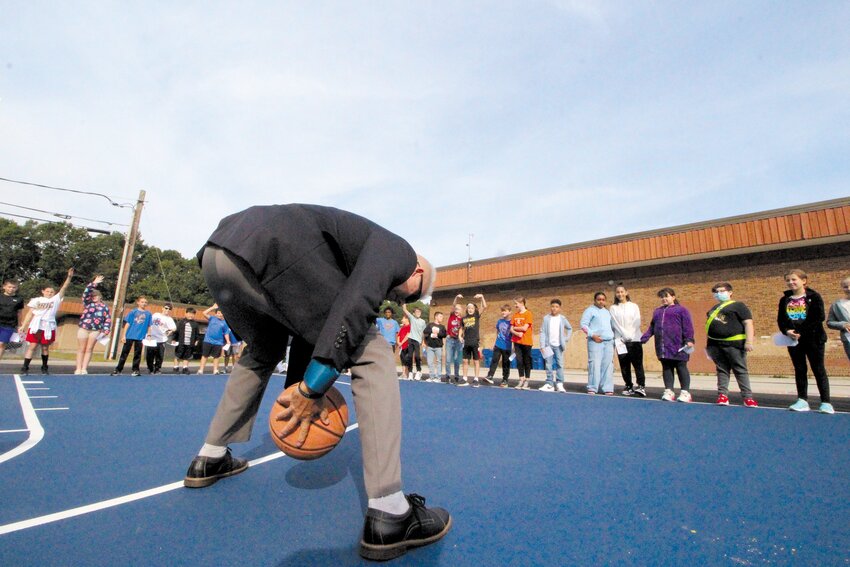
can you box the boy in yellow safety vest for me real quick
[706,282,758,407]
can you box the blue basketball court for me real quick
[1,372,848,565]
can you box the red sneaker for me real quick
[744,398,759,408]
[716,393,730,406]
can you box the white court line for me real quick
[0,380,356,536]
[0,375,44,466]
[34,408,69,412]
[21,381,44,385]
[24,388,50,391]
[28,396,58,399]
[0,429,29,434]
[0,422,359,536]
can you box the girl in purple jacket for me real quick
[641,288,695,402]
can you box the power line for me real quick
[0,211,112,234]
[0,201,129,227]
[0,176,137,209]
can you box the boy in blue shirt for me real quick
[111,296,152,376]
[198,304,232,375]
[376,307,401,352]
[486,304,514,387]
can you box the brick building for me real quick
[430,198,850,377]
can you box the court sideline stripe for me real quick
[0,380,357,536]
[0,375,45,466]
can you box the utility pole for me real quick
[107,190,146,360]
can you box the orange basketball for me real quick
[269,384,349,460]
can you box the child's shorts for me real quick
[26,330,55,345]
[175,344,195,360]
[462,343,480,360]
[201,343,223,358]
[0,326,16,343]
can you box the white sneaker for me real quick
[81,370,88,375]
[678,390,692,403]
[539,383,556,392]
[414,372,422,381]
[555,383,566,393]
[457,379,470,387]
[74,370,82,375]
[661,389,676,402]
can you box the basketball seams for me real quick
[268,385,349,460]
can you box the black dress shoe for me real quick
[183,448,248,488]
[359,493,451,561]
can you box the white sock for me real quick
[368,491,410,515]
[198,443,227,458]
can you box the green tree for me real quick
[0,218,38,283]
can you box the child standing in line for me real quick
[197,304,232,375]
[111,295,153,377]
[19,268,74,375]
[458,294,487,387]
[398,316,411,379]
[511,297,534,390]
[173,307,200,374]
[486,304,514,388]
[224,329,243,372]
[146,303,176,375]
[423,312,447,382]
[641,288,695,403]
[75,274,111,375]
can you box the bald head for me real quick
[391,254,436,303]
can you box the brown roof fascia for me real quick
[435,198,850,289]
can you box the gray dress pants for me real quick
[200,245,403,499]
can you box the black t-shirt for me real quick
[0,294,24,328]
[423,323,447,348]
[706,301,752,348]
[461,313,481,345]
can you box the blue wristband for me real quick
[303,360,340,395]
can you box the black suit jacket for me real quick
[198,204,417,370]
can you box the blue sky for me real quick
[1,2,848,268]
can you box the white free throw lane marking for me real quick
[0,420,360,535]
[0,375,44,466]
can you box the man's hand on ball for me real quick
[276,386,331,447]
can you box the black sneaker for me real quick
[110,370,120,376]
[634,386,647,397]
[182,368,190,375]
[621,387,634,396]
[41,367,49,375]
[131,371,141,377]
[359,493,452,561]
[183,448,249,488]
[172,367,180,373]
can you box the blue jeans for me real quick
[587,339,614,393]
[445,337,462,377]
[544,345,565,385]
[425,346,442,378]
